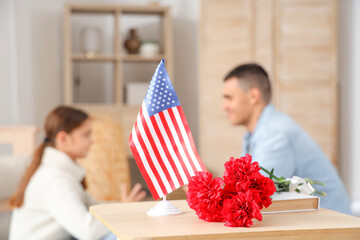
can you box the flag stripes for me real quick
[139,108,177,191]
[135,112,172,194]
[166,108,198,173]
[129,128,160,200]
[130,102,205,200]
[148,114,184,188]
[175,107,207,171]
[154,113,189,184]
[157,112,192,180]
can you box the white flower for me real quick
[286,176,315,195]
[297,182,315,195]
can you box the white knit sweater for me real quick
[9,147,109,240]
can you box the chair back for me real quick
[79,115,131,201]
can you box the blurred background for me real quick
[0,1,359,237]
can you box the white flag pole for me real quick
[147,194,182,216]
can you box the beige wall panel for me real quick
[200,0,253,176]
[274,0,337,164]
[254,0,277,105]
[254,0,274,74]
[276,0,335,81]
[203,0,252,19]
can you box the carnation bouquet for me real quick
[186,154,325,227]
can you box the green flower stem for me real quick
[305,178,326,186]
[260,166,281,181]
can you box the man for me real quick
[222,63,352,215]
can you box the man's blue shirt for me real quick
[242,104,352,214]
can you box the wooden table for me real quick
[90,200,360,240]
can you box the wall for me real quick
[338,0,360,216]
[0,0,66,125]
[0,0,19,124]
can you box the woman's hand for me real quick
[120,183,147,202]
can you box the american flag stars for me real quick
[144,62,180,116]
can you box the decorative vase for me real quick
[81,26,102,58]
[124,28,141,54]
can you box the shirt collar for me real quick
[254,103,275,133]
[244,103,275,141]
[42,147,85,182]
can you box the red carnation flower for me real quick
[221,190,262,227]
[223,154,261,185]
[249,176,276,209]
[187,171,224,222]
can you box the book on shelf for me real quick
[261,192,320,214]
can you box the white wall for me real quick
[0,0,19,124]
[338,0,360,216]
[7,0,66,125]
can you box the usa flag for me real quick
[129,59,207,200]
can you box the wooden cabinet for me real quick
[63,3,173,157]
[199,0,337,177]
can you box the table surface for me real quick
[90,200,360,240]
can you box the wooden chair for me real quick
[78,115,131,201]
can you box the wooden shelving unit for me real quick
[63,3,173,156]
[72,54,118,62]
[122,54,164,62]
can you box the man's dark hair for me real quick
[224,63,272,104]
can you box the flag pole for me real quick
[147,194,182,216]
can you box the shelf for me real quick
[68,3,168,15]
[72,54,164,63]
[69,4,116,14]
[121,5,169,15]
[122,55,164,62]
[72,54,118,62]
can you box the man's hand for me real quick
[120,183,147,202]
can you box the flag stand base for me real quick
[147,196,182,216]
